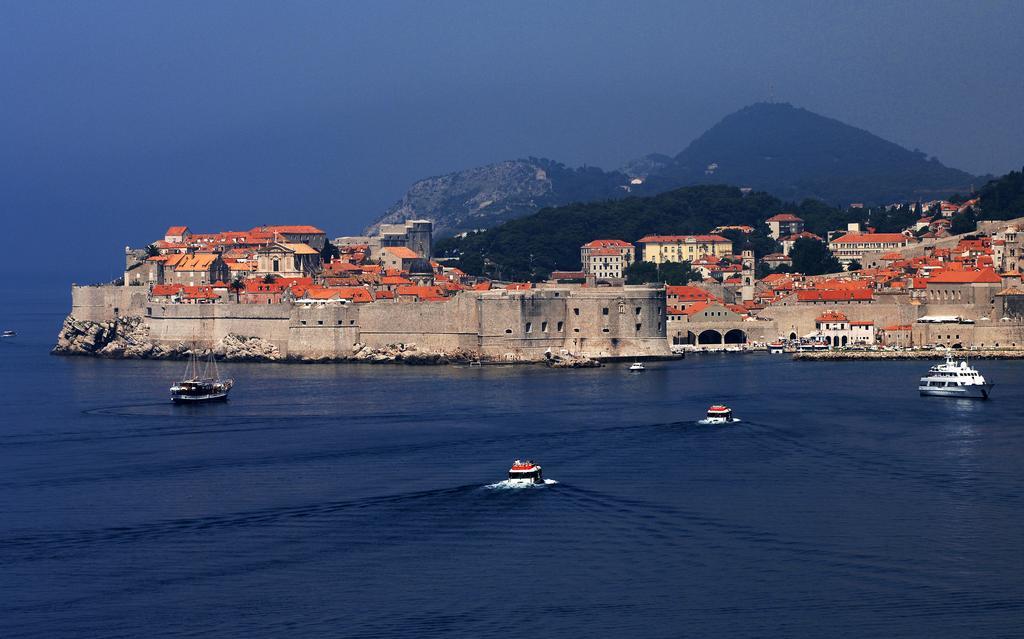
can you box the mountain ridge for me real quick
[367,102,978,237]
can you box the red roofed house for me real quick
[167,252,230,286]
[636,234,733,264]
[761,253,792,270]
[164,226,191,243]
[814,310,874,347]
[665,285,718,309]
[796,289,874,304]
[378,246,421,272]
[924,269,1003,307]
[765,213,804,240]
[250,225,327,250]
[580,239,635,279]
[828,233,914,268]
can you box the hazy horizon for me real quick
[3,1,1022,280]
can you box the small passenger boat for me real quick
[170,351,233,403]
[918,351,993,399]
[1,330,15,338]
[705,405,735,424]
[768,341,785,354]
[507,460,544,485]
[628,361,645,371]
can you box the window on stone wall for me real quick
[557,321,563,332]
[635,323,642,331]
[317,320,323,325]
[541,321,548,332]
[525,322,532,333]
[573,307,579,315]
[505,328,512,334]
[602,307,609,315]
[602,328,609,333]
[635,307,641,315]
[300,320,307,325]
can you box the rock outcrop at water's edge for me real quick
[52,315,285,361]
[543,350,602,368]
[793,349,1024,361]
[52,316,486,365]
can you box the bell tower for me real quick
[741,249,755,303]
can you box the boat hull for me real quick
[918,384,993,399]
[171,390,230,403]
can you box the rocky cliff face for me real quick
[52,316,476,364]
[53,316,284,361]
[367,158,629,236]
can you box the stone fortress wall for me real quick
[68,284,673,361]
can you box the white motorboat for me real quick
[507,460,544,485]
[918,352,993,399]
[705,405,735,424]
[628,361,645,372]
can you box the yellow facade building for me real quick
[636,234,734,264]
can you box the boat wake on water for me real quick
[484,479,559,490]
[696,417,741,425]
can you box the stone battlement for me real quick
[64,284,673,362]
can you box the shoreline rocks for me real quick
[793,349,1024,361]
[52,316,486,365]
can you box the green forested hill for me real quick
[436,185,786,279]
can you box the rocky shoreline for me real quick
[51,315,604,367]
[793,349,1024,361]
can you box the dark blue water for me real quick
[2,291,1023,637]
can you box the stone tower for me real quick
[741,249,755,303]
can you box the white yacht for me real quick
[918,352,993,399]
[628,361,645,372]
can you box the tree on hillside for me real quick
[847,260,863,271]
[790,238,841,275]
[658,261,699,285]
[229,277,245,303]
[624,260,699,285]
[320,240,340,263]
[146,244,160,257]
[263,274,278,284]
[977,168,1024,220]
[950,210,977,235]
[624,261,658,285]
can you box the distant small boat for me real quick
[507,460,544,485]
[628,361,645,371]
[705,405,735,424]
[1,330,15,338]
[170,351,233,403]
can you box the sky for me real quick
[3,0,1023,281]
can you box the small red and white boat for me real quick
[507,460,544,484]
[705,405,734,424]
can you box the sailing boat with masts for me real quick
[170,349,234,403]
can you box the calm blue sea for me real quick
[2,286,1023,638]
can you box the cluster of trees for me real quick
[434,167,1024,282]
[435,185,799,280]
[623,261,700,285]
